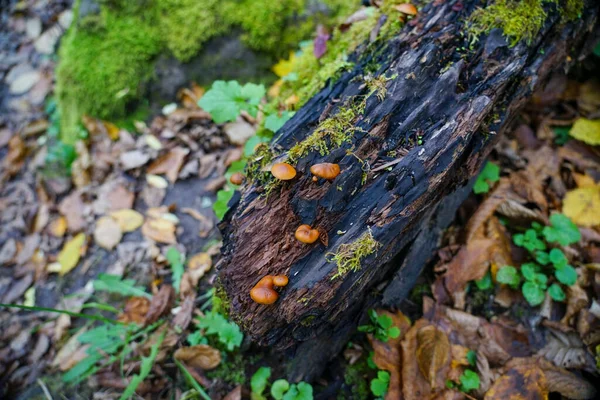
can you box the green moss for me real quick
[206,352,247,385]
[339,360,370,400]
[468,0,583,48]
[327,228,381,279]
[56,0,358,143]
[56,1,161,143]
[212,282,231,318]
[288,97,366,162]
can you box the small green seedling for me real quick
[93,273,151,299]
[358,310,401,342]
[370,370,390,398]
[250,367,313,400]
[473,162,500,194]
[459,369,480,392]
[195,312,243,351]
[166,247,184,293]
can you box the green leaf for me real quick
[370,371,390,397]
[197,312,243,351]
[62,351,102,383]
[294,382,313,400]
[264,111,295,133]
[271,379,291,400]
[555,264,577,286]
[187,330,207,346]
[535,251,549,265]
[522,282,545,306]
[377,314,393,329]
[240,83,266,106]
[553,126,571,145]
[534,273,548,289]
[475,272,492,290]
[466,350,477,366]
[214,189,235,221]
[543,214,581,246]
[93,274,150,298]
[244,135,265,157]
[198,81,244,123]
[515,229,546,252]
[367,351,377,369]
[473,162,500,194]
[496,266,520,289]
[548,248,567,267]
[119,330,165,400]
[548,283,566,301]
[459,369,480,392]
[388,326,401,339]
[251,367,271,398]
[166,247,184,293]
[520,263,538,281]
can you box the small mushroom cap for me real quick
[295,224,319,244]
[395,3,417,15]
[250,286,278,305]
[271,163,297,180]
[310,163,341,180]
[230,172,244,185]
[273,275,289,287]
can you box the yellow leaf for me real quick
[109,209,144,232]
[146,174,169,189]
[57,233,86,275]
[24,287,35,307]
[285,94,299,107]
[272,52,296,78]
[268,79,284,98]
[48,216,67,237]
[570,118,600,146]
[563,185,600,227]
[572,173,597,188]
[102,121,120,140]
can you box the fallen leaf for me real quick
[109,209,144,232]
[224,119,256,146]
[484,364,548,400]
[313,25,330,59]
[369,310,411,400]
[33,204,50,232]
[119,296,150,324]
[401,319,436,400]
[570,118,600,146]
[56,233,87,275]
[272,52,295,78]
[175,343,222,371]
[146,174,169,189]
[94,216,123,250]
[145,285,175,324]
[105,184,134,212]
[416,325,451,389]
[58,191,86,233]
[543,364,597,399]
[537,328,596,371]
[562,185,600,227]
[142,218,177,244]
[147,147,189,183]
[103,120,120,140]
[172,294,196,330]
[223,386,242,400]
[48,216,67,237]
[174,345,221,370]
[120,150,150,170]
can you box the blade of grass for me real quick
[0,303,123,325]
[175,359,211,400]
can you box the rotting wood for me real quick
[216,0,600,381]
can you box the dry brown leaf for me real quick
[109,209,144,232]
[416,325,451,389]
[537,328,596,371]
[119,296,150,324]
[562,282,589,325]
[174,345,221,370]
[145,285,175,324]
[543,366,597,399]
[401,319,436,400]
[147,147,189,183]
[484,364,548,400]
[33,204,49,233]
[369,310,411,400]
[223,386,242,400]
[58,191,86,233]
[141,219,177,244]
[93,216,123,250]
[173,294,196,330]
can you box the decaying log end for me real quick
[215,0,600,380]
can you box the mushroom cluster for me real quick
[250,275,289,305]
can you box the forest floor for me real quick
[1,1,600,400]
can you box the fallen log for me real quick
[216,0,600,380]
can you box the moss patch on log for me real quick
[327,229,381,279]
[56,0,357,143]
[468,0,584,47]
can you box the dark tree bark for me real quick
[216,0,600,380]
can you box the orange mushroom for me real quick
[395,3,418,15]
[310,163,340,180]
[250,275,289,305]
[230,172,244,185]
[295,224,319,244]
[271,162,297,180]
